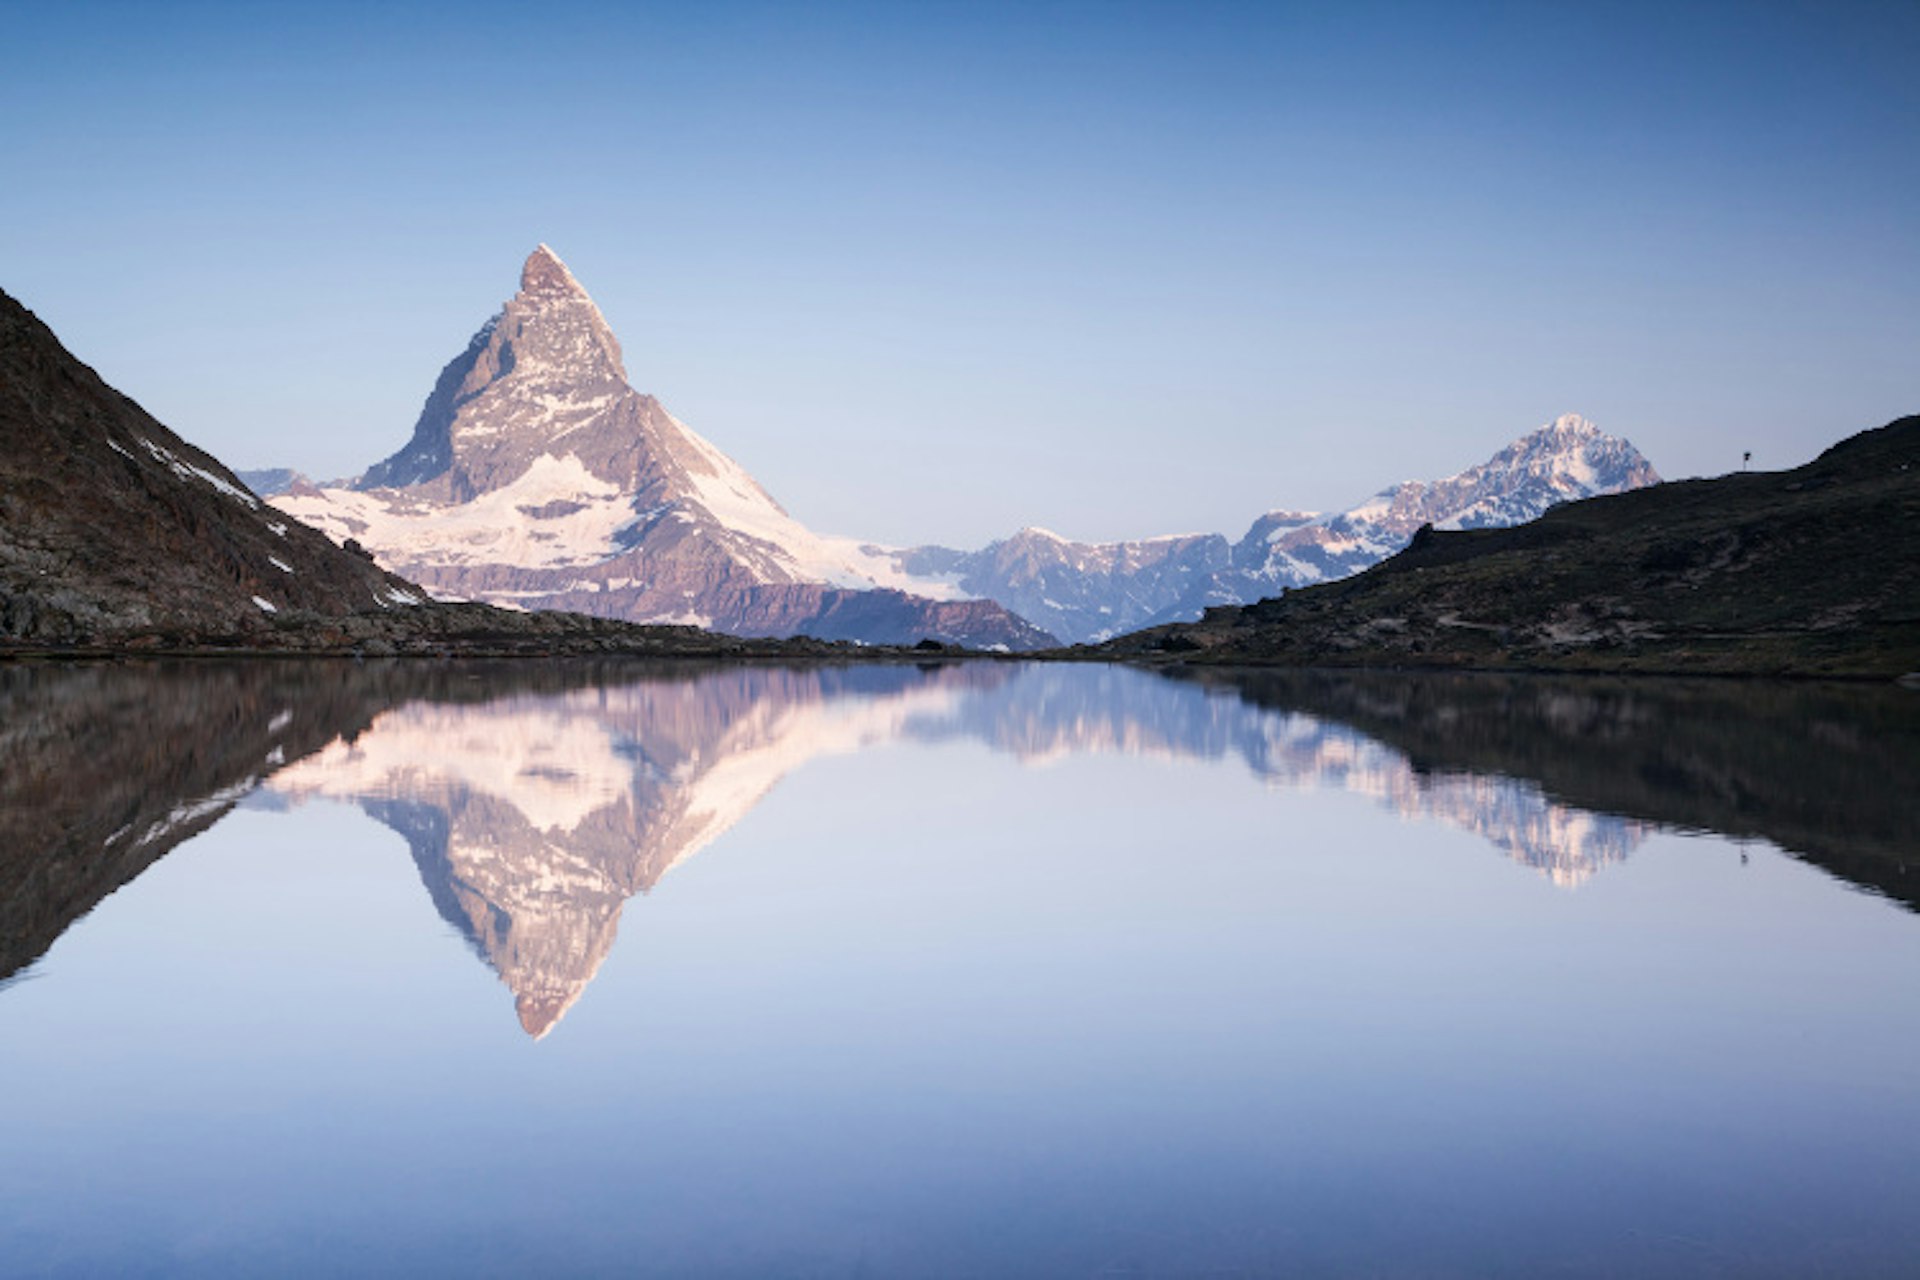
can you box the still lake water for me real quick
[2,659,1918,1278]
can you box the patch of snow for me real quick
[269,556,294,574]
[273,454,638,572]
[1558,448,1599,489]
[252,596,278,614]
[647,611,714,629]
[135,437,260,509]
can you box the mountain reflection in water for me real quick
[2,659,1915,1035]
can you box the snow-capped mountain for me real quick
[270,246,1054,650]
[897,415,1661,643]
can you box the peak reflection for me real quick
[265,665,1002,1036]
[260,664,1659,1035]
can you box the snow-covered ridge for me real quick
[129,435,260,509]
[282,454,636,574]
[668,410,966,595]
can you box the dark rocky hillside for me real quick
[1098,416,1920,678]
[0,287,440,643]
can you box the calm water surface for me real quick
[2,660,1917,1278]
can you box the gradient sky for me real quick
[2,0,1915,545]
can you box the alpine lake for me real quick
[3,657,1917,1279]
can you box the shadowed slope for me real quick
[0,289,427,645]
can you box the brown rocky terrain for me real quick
[0,286,427,644]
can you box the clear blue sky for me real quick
[3,0,1915,545]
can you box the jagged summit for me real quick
[1334,411,1658,537]
[520,243,588,297]
[354,244,632,497]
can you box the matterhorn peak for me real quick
[346,245,628,494]
[519,243,588,298]
[267,247,1061,651]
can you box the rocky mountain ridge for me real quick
[898,414,1661,643]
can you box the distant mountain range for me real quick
[897,414,1659,642]
[10,246,1900,678]
[257,247,1660,646]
